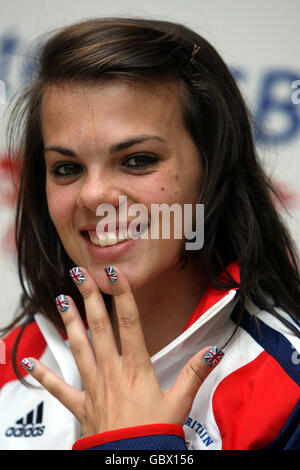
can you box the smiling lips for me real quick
[88,229,133,247]
[83,223,149,248]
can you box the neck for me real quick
[111,261,208,357]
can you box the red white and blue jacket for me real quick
[0,262,299,450]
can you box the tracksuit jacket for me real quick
[0,262,299,450]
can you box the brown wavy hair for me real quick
[3,17,300,383]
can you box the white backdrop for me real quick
[1,0,300,328]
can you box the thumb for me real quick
[170,346,224,412]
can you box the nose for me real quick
[76,169,122,213]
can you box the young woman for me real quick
[1,17,299,450]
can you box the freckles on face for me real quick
[41,79,202,286]
[46,182,74,229]
[46,180,79,267]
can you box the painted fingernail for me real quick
[203,346,224,367]
[55,294,69,313]
[20,358,35,372]
[69,267,85,285]
[104,266,118,283]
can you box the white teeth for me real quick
[88,224,148,247]
[89,231,130,247]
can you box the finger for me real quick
[170,346,225,415]
[55,294,97,389]
[69,266,119,366]
[103,265,151,369]
[20,357,84,420]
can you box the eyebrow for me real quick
[43,135,167,157]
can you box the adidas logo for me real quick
[5,402,45,437]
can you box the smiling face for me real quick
[41,79,202,292]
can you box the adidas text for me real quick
[5,425,45,437]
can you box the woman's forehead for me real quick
[41,79,189,144]
[42,78,186,110]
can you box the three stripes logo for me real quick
[5,402,45,437]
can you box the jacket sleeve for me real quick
[72,423,187,450]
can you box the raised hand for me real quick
[21,265,224,438]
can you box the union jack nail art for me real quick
[20,358,35,372]
[104,266,118,283]
[55,294,69,313]
[203,346,224,367]
[69,267,85,285]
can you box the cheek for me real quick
[151,178,197,207]
[138,173,178,206]
[46,182,74,231]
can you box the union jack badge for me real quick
[104,266,118,283]
[204,346,224,367]
[69,267,85,285]
[55,294,69,313]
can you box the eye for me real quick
[122,154,159,170]
[51,162,82,177]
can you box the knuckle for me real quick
[118,314,138,329]
[70,339,86,357]
[89,317,108,337]
[61,312,75,328]
[80,284,94,300]
[34,367,46,384]
[186,363,206,386]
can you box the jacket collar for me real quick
[182,260,240,332]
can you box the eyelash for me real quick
[51,154,159,177]
[123,154,159,170]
